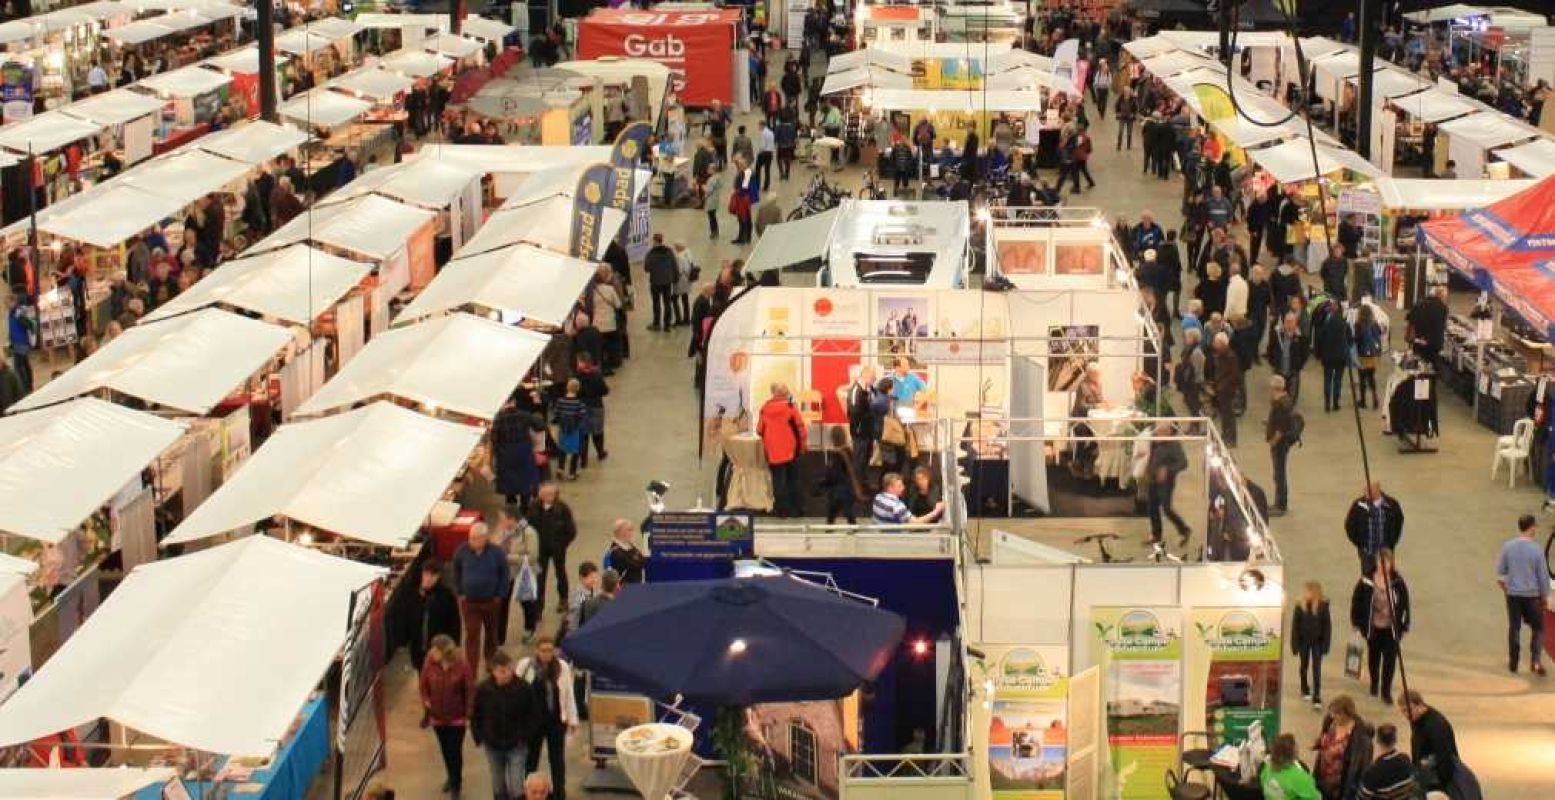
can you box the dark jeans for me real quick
[736,212,753,244]
[770,460,801,517]
[650,284,674,327]
[1280,370,1302,403]
[755,151,773,187]
[1367,626,1399,701]
[893,169,911,193]
[673,293,690,325]
[1061,160,1095,192]
[602,330,624,370]
[1506,594,1545,669]
[1322,364,1345,410]
[11,350,32,393]
[1297,644,1323,701]
[434,725,466,792]
[1116,118,1134,149]
[853,437,875,489]
[1358,367,1378,407]
[1147,472,1189,542]
[1271,441,1291,509]
[526,717,568,800]
[460,598,501,670]
[1218,395,1238,446]
[707,208,719,237]
[826,494,856,524]
[537,546,569,610]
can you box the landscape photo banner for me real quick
[986,645,1070,800]
[1090,607,1182,800]
[1187,607,1282,749]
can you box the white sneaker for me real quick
[1300,693,1311,702]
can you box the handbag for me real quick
[514,555,538,604]
[1343,633,1365,680]
[728,191,750,216]
[880,415,908,447]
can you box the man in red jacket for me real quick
[757,383,808,517]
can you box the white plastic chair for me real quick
[1492,418,1536,487]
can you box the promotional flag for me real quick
[569,162,616,261]
[607,121,651,211]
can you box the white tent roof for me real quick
[460,15,515,41]
[203,45,291,74]
[423,32,483,58]
[1122,34,1177,59]
[1345,67,1429,99]
[59,89,164,126]
[555,57,673,123]
[379,48,454,78]
[0,20,39,46]
[983,65,1082,95]
[255,193,435,259]
[1140,49,1217,77]
[1159,29,1290,50]
[872,40,1012,60]
[866,88,1043,112]
[1246,137,1385,183]
[119,149,251,201]
[0,767,177,798]
[0,536,382,757]
[164,403,482,547]
[827,47,912,74]
[821,65,912,95]
[274,27,336,55]
[37,184,189,248]
[102,19,178,45]
[1374,177,1536,210]
[0,552,38,575]
[279,89,373,127]
[1440,112,1541,149]
[141,244,370,325]
[297,314,548,419]
[464,194,627,256]
[50,1,131,22]
[353,11,445,29]
[745,207,840,273]
[135,64,233,97]
[1387,87,1477,122]
[195,120,310,164]
[300,16,363,39]
[987,48,1053,74]
[397,243,596,326]
[10,309,291,415]
[0,111,102,155]
[0,399,184,544]
[326,158,480,209]
[132,0,238,12]
[1493,137,1555,178]
[410,143,613,176]
[1403,3,1485,22]
[329,68,414,102]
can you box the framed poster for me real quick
[1053,244,1105,276]
[1047,325,1098,391]
[998,240,1048,275]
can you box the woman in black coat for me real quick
[1350,549,1410,704]
[1292,580,1332,707]
[403,559,461,669]
[1314,300,1353,412]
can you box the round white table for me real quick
[615,723,694,800]
[1088,407,1139,485]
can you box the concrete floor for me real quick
[369,63,1555,800]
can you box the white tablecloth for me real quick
[1089,407,1139,485]
[616,723,694,800]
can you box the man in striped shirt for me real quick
[871,472,943,527]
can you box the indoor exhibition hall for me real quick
[0,0,1550,799]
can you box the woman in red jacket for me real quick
[419,634,475,796]
[757,383,808,517]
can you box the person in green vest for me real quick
[1261,733,1321,800]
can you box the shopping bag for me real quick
[513,556,537,604]
[1344,634,1364,680]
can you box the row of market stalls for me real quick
[0,138,642,796]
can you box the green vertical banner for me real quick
[1187,608,1282,750]
[987,646,1069,800]
[569,162,616,261]
[1090,608,1182,800]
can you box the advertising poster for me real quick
[1047,325,1099,391]
[876,294,931,361]
[1091,607,1182,800]
[1053,243,1105,275]
[987,646,1069,800]
[998,240,1048,275]
[0,61,33,124]
[703,294,757,445]
[803,289,867,336]
[749,694,860,800]
[751,290,803,405]
[576,9,739,106]
[1188,607,1281,749]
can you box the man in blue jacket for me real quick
[453,524,510,670]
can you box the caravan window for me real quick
[854,253,936,284]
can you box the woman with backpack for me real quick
[1352,304,1384,409]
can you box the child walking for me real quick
[553,379,587,480]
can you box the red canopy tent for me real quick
[576,8,742,106]
[1418,175,1555,339]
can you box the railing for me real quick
[841,752,973,781]
[755,526,958,559]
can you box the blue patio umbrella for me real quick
[561,575,907,706]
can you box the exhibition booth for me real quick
[0,536,386,800]
[395,242,598,329]
[577,7,747,109]
[133,64,236,143]
[324,156,483,250]
[985,206,1138,291]
[202,45,292,116]
[57,89,164,168]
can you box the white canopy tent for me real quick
[118,150,251,201]
[872,40,1013,60]
[1493,137,1555,178]
[1121,34,1177,59]
[460,15,515,42]
[553,58,674,125]
[1440,112,1543,177]
[9,309,292,415]
[422,32,483,59]
[253,193,436,260]
[325,158,480,210]
[279,89,373,128]
[463,194,626,256]
[865,88,1043,112]
[274,28,337,56]
[203,45,291,74]
[1246,137,1385,183]
[329,68,415,102]
[410,143,611,173]
[379,48,454,78]
[59,89,164,126]
[1390,88,1478,122]
[296,313,549,419]
[1139,49,1217,77]
[501,161,651,210]
[0,399,184,544]
[0,111,102,155]
[984,66,1081,95]
[134,64,233,98]
[1374,177,1536,210]
[0,767,177,798]
[1344,67,1430,100]
[0,536,383,757]
[353,11,445,30]
[194,120,311,165]
[163,402,483,547]
[300,16,363,39]
[36,184,190,248]
[396,243,597,327]
[744,207,841,274]
[0,553,38,575]
[987,48,1053,74]
[141,244,370,325]
[102,19,182,46]
[1403,3,1484,22]
[827,47,913,74]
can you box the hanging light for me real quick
[729,638,748,655]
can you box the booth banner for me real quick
[577,10,739,106]
[803,290,868,335]
[569,162,617,260]
[916,338,1004,365]
[1090,607,1181,800]
[876,294,932,361]
[986,646,1069,800]
[749,694,860,800]
[588,672,656,759]
[648,511,754,561]
[0,61,33,123]
[1187,608,1281,750]
[0,575,30,702]
[703,291,758,443]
